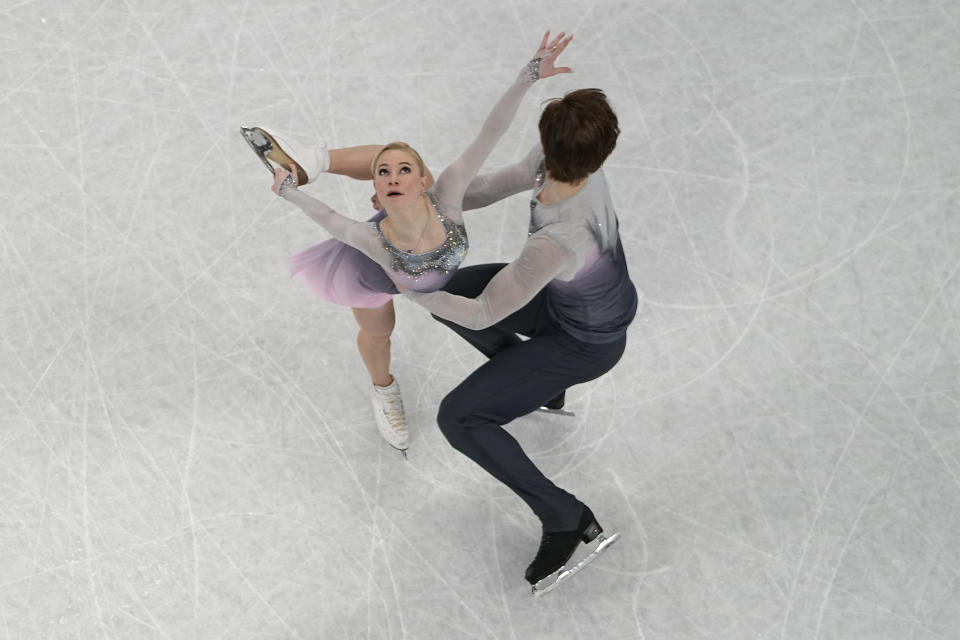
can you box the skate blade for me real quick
[531,532,620,598]
[536,407,576,417]
[239,126,276,175]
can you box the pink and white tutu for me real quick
[290,213,398,309]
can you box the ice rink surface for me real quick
[2,0,959,638]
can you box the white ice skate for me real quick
[239,126,329,186]
[371,377,409,459]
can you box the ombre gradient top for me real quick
[406,146,639,344]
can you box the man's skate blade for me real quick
[536,407,576,417]
[531,532,620,597]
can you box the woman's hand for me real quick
[534,30,573,79]
[272,167,294,195]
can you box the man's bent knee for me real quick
[437,390,487,451]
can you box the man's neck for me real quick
[537,175,588,206]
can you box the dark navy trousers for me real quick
[433,264,627,531]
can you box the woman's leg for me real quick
[327,146,382,180]
[329,146,435,189]
[353,300,409,454]
[351,300,396,387]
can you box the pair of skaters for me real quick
[242,31,638,590]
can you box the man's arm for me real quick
[404,233,573,329]
[461,160,535,211]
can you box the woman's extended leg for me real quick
[352,301,409,455]
[328,146,385,180]
[352,300,396,387]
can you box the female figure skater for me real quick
[404,85,639,592]
[241,31,574,457]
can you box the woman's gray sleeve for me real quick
[280,188,380,257]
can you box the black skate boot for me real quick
[525,507,602,584]
[538,390,575,416]
[526,506,621,596]
[542,391,565,411]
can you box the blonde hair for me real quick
[371,141,427,177]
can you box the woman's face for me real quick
[373,149,426,209]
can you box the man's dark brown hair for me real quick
[538,88,620,184]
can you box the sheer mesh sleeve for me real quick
[461,162,532,211]
[280,187,380,257]
[404,233,574,329]
[461,147,539,213]
[431,66,539,220]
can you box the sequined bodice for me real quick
[375,192,468,292]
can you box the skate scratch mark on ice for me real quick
[0,590,9,637]
[67,21,114,629]
[610,473,656,640]
[755,268,960,471]
[93,192,276,367]
[83,331,190,633]
[779,273,960,629]
[611,472,653,573]
[0,345,75,471]
[198,525,306,640]
[115,588,177,639]
[628,186,951,314]
[599,82,772,420]
[487,496,518,640]
[669,497,923,622]
[5,101,201,372]
[911,500,960,618]
[613,0,722,303]
[183,325,203,627]
[706,97,760,268]
[251,338,405,633]
[91,0,277,367]
[615,163,950,196]
[252,342,383,512]
[655,503,791,566]
[647,186,954,321]
[638,2,721,125]
[366,449,407,639]
[376,507,501,638]
[777,3,915,637]
[366,451,384,639]
[810,14,864,238]
[0,0,111,104]
[763,4,911,306]
[939,4,960,35]
[813,487,880,640]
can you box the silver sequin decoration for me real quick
[277,172,297,197]
[377,192,468,280]
[529,161,547,236]
[524,57,543,83]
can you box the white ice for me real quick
[1,1,959,638]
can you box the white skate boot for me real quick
[239,126,329,186]
[370,377,409,458]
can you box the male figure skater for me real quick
[404,64,638,592]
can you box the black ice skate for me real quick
[526,507,620,597]
[536,391,575,417]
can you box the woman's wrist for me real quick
[523,57,543,84]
